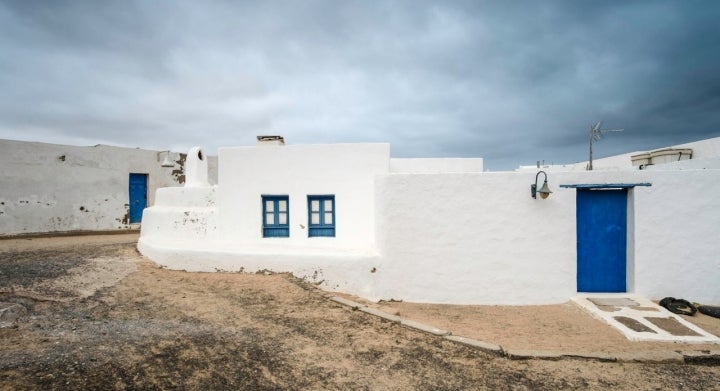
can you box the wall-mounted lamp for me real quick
[158,151,175,168]
[531,171,552,199]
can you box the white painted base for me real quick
[138,236,381,300]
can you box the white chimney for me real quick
[256,135,285,146]
[185,146,210,187]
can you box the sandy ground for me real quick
[370,301,720,354]
[0,233,718,390]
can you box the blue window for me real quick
[262,195,289,237]
[308,195,335,237]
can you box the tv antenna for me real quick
[588,121,623,170]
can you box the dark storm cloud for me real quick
[0,1,718,169]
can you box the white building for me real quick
[517,136,720,172]
[139,136,720,305]
[0,139,217,236]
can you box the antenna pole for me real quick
[589,125,594,171]
[587,122,623,171]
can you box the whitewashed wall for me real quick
[0,139,217,235]
[373,172,577,305]
[372,169,720,305]
[632,169,720,304]
[139,187,218,241]
[139,143,389,300]
[390,158,483,173]
[216,143,390,251]
[671,136,720,159]
[137,140,719,305]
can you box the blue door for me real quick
[128,173,148,224]
[576,189,627,292]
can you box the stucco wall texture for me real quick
[0,139,217,236]
[374,172,576,304]
[374,169,720,305]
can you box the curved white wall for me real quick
[139,187,218,241]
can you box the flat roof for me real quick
[559,183,652,189]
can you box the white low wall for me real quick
[137,238,380,299]
[390,158,483,173]
[140,187,218,240]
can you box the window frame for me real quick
[307,195,335,237]
[262,195,289,237]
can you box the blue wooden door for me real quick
[576,189,627,292]
[128,173,148,224]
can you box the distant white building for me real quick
[517,137,720,172]
[0,139,220,235]
[139,136,720,305]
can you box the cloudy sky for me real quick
[1,1,719,169]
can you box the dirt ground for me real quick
[0,234,719,390]
[370,301,720,354]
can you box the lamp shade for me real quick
[538,180,552,199]
[160,154,175,167]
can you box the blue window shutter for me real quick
[307,195,335,237]
[262,195,289,237]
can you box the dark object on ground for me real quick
[659,297,697,316]
[697,305,720,319]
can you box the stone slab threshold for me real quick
[571,294,720,344]
[330,296,720,365]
